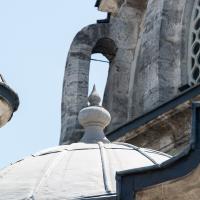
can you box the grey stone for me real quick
[60,0,197,149]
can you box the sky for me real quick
[0,0,109,169]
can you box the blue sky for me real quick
[0,0,109,168]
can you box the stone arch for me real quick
[60,24,117,145]
[92,38,117,61]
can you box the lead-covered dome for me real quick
[0,86,171,200]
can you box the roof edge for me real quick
[116,102,200,200]
[107,84,200,141]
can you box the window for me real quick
[188,0,200,85]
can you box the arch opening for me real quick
[89,38,117,103]
[92,38,117,61]
[89,53,109,103]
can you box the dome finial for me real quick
[78,84,111,143]
[88,85,101,106]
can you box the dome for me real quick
[0,86,171,200]
[0,143,170,200]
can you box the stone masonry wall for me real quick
[60,0,196,146]
[129,0,194,119]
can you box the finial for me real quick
[88,85,101,106]
[78,84,111,143]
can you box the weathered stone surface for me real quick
[136,163,200,200]
[129,0,191,119]
[61,1,146,144]
[98,0,119,14]
[61,0,197,148]
[127,103,192,155]
[103,4,145,132]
